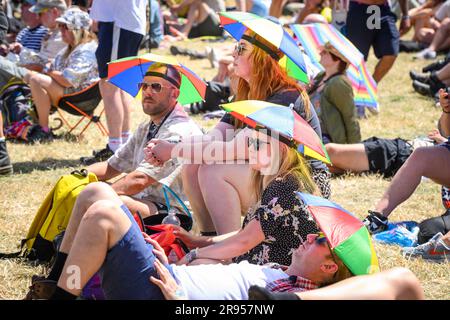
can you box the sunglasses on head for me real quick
[247,137,269,151]
[138,82,171,93]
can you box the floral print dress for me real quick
[233,175,319,266]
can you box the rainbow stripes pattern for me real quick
[107,53,207,105]
[291,23,378,111]
[296,192,380,276]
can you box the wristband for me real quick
[402,15,410,20]
[185,248,198,263]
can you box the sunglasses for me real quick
[234,43,248,56]
[138,82,171,93]
[316,232,338,265]
[247,137,270,151]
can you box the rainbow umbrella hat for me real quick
[290,23,378,111]
[107,53,207,105]
[296,192,380,276]
[219,11,309,84]
[220,100,330,164]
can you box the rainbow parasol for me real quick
[290,23,378,111]
[107,53,207,105]
[296,192,380,275]
[219,11,309,84]
[220,100,330,164]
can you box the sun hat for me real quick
[55,6,91,30]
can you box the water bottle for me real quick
[161,208,181,226]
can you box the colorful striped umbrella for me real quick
[296,192,380,276]
[107,53,207,105]
[220,100,331,164]
[219,11,309,84]
[290,23,378,111]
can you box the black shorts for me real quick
[346,2,400,60]
[95,22,143,78]
[188,12,223,39]
[363,137,413,178]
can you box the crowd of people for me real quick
[0,0,448,301]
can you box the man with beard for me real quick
[84,63,203,218]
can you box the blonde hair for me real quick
[234,30,310,128]
[64,28,97,58]
[251,142,318,202]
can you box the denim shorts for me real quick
[346,2,400,60]
[98,204,174,300]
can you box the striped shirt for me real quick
[16,25,48,52]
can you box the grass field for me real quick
[0,36,449,300]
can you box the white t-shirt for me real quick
[172,261,288,300]
[90,0,147,35]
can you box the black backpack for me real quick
[0,79,33,128]
[417,209,450,244]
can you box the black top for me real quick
[233,174,319,266]
[220,89,327,171]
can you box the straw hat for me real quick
[320,41,351,66]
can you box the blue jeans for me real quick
[98,205,174,300]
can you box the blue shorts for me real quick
[99,204,174,300]
[95,22,143,78]
[346,2,400,60]
[250,0,269,17]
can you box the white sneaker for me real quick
[402,233,450,262]
[415,49,437,60]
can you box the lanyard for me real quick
[146,106,175,141]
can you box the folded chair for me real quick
[52,81,108,138]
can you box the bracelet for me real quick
[402,15,410,20]
[443,109,450,114]
[185,248,198,263]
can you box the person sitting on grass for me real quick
[84,63,202,218]
[26,7,98,142]
[363,89,450,245]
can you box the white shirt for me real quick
[90,0,147,35]
[172,261,288,300]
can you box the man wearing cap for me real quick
[0,0,66,86]
[82,63,203,219]
[80,0,148,164]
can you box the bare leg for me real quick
[28,72,64,128]
[57,199,132,296]
[374,146,450,217]
[120,89,133,134]
[99,78,124,144]
[181,164,215,233]
[297,268,424,300]
[326,143,369,173]
[59,182,122,254]
[198,164,254,235]
[269,0,288,17]
[181,1,210,37]
[119,195,158,218]
[428,18,450,52]
[436,62,450,82]
[373,55,397,83]
[415,27,435,44]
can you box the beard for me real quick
[142,98,168,116]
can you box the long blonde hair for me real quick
[251,141,318,202]
[234,30,310,128]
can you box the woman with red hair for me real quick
[146,29,330,236]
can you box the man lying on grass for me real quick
[25,183,424,300]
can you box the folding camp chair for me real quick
[52,81,109,138]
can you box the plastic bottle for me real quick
[162,208,181,226]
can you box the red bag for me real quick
[133,213,189,262]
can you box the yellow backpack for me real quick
[0,170,97,262]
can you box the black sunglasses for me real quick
[234,43,247,56]
[316,232,338,265]
[138,82,171,93]
[247,137,270,151]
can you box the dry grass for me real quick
[0,36,449,300]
